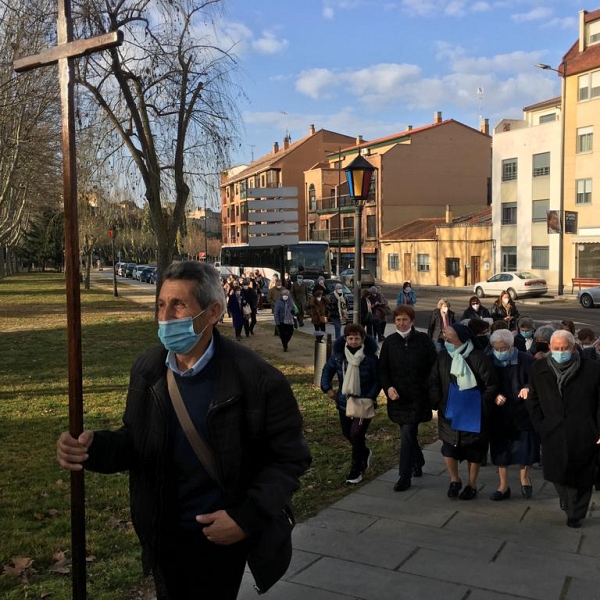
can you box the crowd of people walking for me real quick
[221,270,600,529]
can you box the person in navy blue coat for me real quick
[321,324,380,485]
[227,285,247,340]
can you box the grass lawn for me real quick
[0,271,437,599]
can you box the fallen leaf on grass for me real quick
[2,557,34,577]
[40,591,52,598]
[48,551,70,575]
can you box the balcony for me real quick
[309,193,376,214]
[310,228,354,243]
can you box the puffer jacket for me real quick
[379,328,437,425]
[320,335,380,412]
[84,329,311,593]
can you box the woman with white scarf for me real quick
[429,323,498,500]
[321,324,381,484]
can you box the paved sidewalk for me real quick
[238,445,600,600]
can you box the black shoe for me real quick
[459,485,478,500]
[250,330,255,335]
[567,518,581,528]
[521,483,532,499]
[394,477,411,492]
[490,487,511,501]
[345,467,362,485]
[412,464,423,478]
[283,347,288,352]
[447,480,462,498]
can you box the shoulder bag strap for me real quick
[166,368,219,482]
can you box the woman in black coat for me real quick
[429,323,498,500]
[428,298,456,352]
[527,330,600,527]
[490,290,520,331]
[460,296,491,322]
[488,329,538,501]
[379,305,437,492]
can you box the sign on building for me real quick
[246,187,299,247]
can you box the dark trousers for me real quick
[398,423,424,480]
[279,323,294,349]
[154,528,249,600]
[553,483,593,521]
[338,409,371,468]
[243,311,256,336]
[234,325,243,339]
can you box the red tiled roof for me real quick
[523,97,561,112]
[381,218,444,241]
[381,207,491,241]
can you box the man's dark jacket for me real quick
[84,329,312,593]
[527,356,600,487]
[378,328,437,425]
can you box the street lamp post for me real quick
[536,61,566,296]
[344,155,375,325]
[336,147,342,276]
[108,228,118,297]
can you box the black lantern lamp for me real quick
[345,154,375,324]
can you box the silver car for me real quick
[578,286,600,308]
[340,268,376,288]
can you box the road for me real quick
[96,270,600,334]
[379,284,600,333]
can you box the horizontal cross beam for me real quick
[14,30,123,72]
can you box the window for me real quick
[532,199,550,222]
[501,246,517,272]
[577,127,593,153]
[445,258,460,277]
[388,253,400,271]
[502,158,517,181]
[309,184,316,210]
[532,152,550,177]
[366,215,376,238]
[417,254,430,272]
[501,202,517,225]
[588,19,600,45]
[578,70,600,101]
[576,179,593,204]
[532,246,549,270]
[539,113,557,123]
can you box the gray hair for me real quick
[490,329,514,347]
[550,329,575,349]
[163,261,227,315]
[534,324,555,343]
[518,316,534,329]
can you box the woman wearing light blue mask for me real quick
[488,329,538,501]
[429,323,498,501]
[527,329,600,528]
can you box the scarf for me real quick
[449,339,477,390]
[441,310,448,329]
[341,345,365,397]
[336,291,347,319]
[546,352,580,396]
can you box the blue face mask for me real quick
[493,349,511,362]
[551,350,572,364]
[521,331,532,338]
[444,342,457,353]
[158,308,207,354]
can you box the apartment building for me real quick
[492,98,562,288]
[305,113,491,277]
[220,126,356,245]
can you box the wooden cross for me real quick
[14,2,122,598]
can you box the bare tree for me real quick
[72,0,241,296]
[0,0,62,277]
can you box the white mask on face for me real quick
[441,306,448,313]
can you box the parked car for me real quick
[149,268,159,285]
[473,271,548,300]
[132,264,149,280]
[578,286,600,308]
[140,266,156,283]
[115,261,127,276]
[124,263,137,278]
[340,268,376,288]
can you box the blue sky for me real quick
[219,0,584,166]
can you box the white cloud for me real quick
[471,2,491,12]
[252,31,289,55]
[451,49,547,75]
[296,68,339,100]
[323,6,335,18]
[542,16,578,30]
[445,1,467,16]
[343,63,421,96]
[511,7,553,23]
